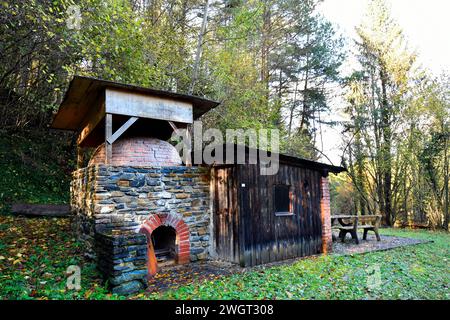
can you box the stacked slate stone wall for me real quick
[71,164,211,293]
[71,166,98,256]
[95,231,148,295]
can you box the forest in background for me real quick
[0,0,448,228]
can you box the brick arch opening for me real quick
[139,213,190,276]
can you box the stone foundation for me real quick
[95,231,148,295]
[71,164,210,294]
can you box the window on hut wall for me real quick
[274,184,294,216]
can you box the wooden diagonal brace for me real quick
[168,121,179,134]
[106,116,138,145]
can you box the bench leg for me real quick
[374,228,381,241]
[351,230,359,244]
[363,229,368,240]
[339,230,347,243]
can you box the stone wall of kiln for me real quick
[95,231,148,295]
[71,165,211,261]
[71,166,98,256]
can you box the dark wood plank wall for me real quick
[237,163,324,267]
[212,166,241,263]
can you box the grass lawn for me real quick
[0,215,448,300]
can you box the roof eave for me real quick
[50,76,220,131]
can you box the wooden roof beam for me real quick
[77,96,105,146]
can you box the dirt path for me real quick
[331,231,430,255]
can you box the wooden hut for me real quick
[209,145,345,267]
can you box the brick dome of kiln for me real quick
[88,137,182,167]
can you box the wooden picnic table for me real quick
[331,214,382,244]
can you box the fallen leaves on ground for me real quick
[0,215,448,300]
[0,215,118,300]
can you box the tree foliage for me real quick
[341,0,449,229]
[0,0,344,159]
[1,0,447,229]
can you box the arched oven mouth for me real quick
[151,225,177,267]
[140,213,191,276]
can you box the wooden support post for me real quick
[105,113,112,164]
[185,124,192,167]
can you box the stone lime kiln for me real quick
[51,76,219,294]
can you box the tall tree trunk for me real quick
[288,80,299,139]
[370,70,385,218]
[444,126,449,230]
[260,0,271,100]
[299,33,310,134]
[355,131,366,215]
[176,0,189,90]
[380,68,392,226]
[189,0,210,94]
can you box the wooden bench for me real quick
[331,215,382,244]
